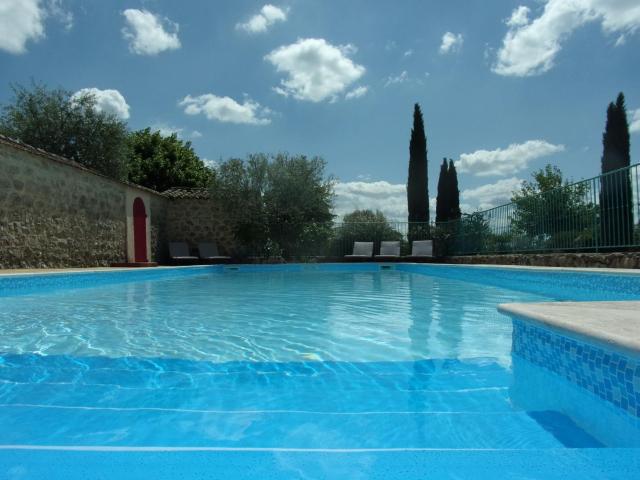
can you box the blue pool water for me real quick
[0,264,639,479]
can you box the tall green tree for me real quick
[447,159,461,221]
[435,159,449,223]
[0,82,129,179]
[436,158,461,224]
[600,92,633,246]
[407,103,429,238]
[127,128,213,192]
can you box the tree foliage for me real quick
[0,82,129,179]
[436,158,461,223]
[210,153,335,258]
[407,103,429,231]
[127,128,213,192]
[336,209,402,245]
[511,164,595,249]
[600,92,633,246]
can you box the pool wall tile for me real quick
[512,319,640,419]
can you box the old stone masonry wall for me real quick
[0,140,167,268]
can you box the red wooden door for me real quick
[133,197,148,262]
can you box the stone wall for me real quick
[0,139,169,268]
[443,252,640,269]
[165,199,234,256]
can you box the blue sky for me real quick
[1,0,639,220]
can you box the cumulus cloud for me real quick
[456,140,565,177]
[493,1,640,77]
[345,86,368,100]
[179,93,272,125]
[72,88,130,120]
[439,32,464,54]
[384,70,409,87]
[265,38,366,103]
[334,181,438,221]
[334,181,407,221]
[122,9,180,55]
[191,130,203,138]
[630,108,640,134]
[461,177,524,211]
[236,4,288,34]
[0,0,45,54]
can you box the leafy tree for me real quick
[211,153,335,258]
[407,103,429,238]
[600,92,633,246]
[209,155,269,255]
[263,154,335,257]
[334,209,402,255]
[127,128,213,191]
[0,82,129,179]
[511,165,596,250]
[436,158,461,224]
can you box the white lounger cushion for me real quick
[346,241,374,257]
[377,241,400,257]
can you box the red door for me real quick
[133,197,148,262]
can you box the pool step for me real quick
[0,405,596,449]
[0,354,602,450]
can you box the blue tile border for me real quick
[512,318,640,418]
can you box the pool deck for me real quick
[498,301,640,355]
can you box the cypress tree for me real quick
[407,103,429,239]
[600,92,633,246]
[447,159,461,221]
[435,158,449,224]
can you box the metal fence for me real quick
[228,164,639,260]
[441,163,640,255]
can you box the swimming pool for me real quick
[0,264,639,478]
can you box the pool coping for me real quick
[498,301,640,356]
[1,262,639,278]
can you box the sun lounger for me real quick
[169,242,198,263]
[198,242,231,261]
[345,241,374,259]
[406,240,433,260]
[374,240,401,259]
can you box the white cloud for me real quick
[179,93,272,125]
[150,123,183,137]
[72,88,130,120]
[461,177,524,211]
[202,158,219,169]
[403,49,413,57]
[47,0,73,31]
[334,181,407,221]
[493,1,640,77]
[334,181,438,221]
[384,70,409,87]
[345,85,368,100]
[0,0,45,54]
[439,32,464,54]
[456,140,565,177]
[506,6,531,28]
[236,4,288,34]
[265,38,366,103]
[630,108,640,134]
[191,130,203,138]
[122,9,180,56]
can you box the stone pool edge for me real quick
[498,301,640,357]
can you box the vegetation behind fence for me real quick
[441,163,640,255]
